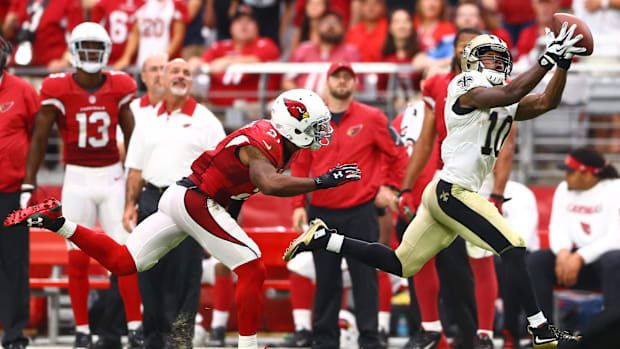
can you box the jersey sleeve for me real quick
[173,0,190,23]
[422,74,439,111]
[254,38,281,62]
[124,122,146,170]
[39,74,69,116]
[113,72,138,109]
[199,107,226,150]
[449,71,490,99]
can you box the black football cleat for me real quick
[73,332,92,349]
[4,198,64,231]
[283,218,335,262]
[528,323,581,348]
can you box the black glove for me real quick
[313,163,361,189]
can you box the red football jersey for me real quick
[91,0,145,64]
[188,120,294,208]
[40,71,137,167]
[9,0,83,66]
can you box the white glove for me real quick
[540,22,586,69]
[20,184,34,209]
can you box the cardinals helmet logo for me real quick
[283,98,309,121]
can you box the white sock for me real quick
[326,234,344,253]
[76,324,90,334]
[422,320,442,333]
[237,334,257,349]
[527,311,547,328]
[127,321,141,331]
[292,309,312,331]
[477,329,493,338]
[57,220,77,238]
[378,311,391,332]
[211,310,229,328]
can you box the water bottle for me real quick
[396,314,408,337]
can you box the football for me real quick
[552,13,594,56]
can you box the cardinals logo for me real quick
[580,222,592,235]
[0,101,14,112]
[284,98,309,121]
[346,124,363,137]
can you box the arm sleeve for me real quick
[203,114,226,150]
[290,148,313,208]
[577,182,620,264]
[549,182,573,254]
[374,111,407,189]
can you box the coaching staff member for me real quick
[122,58,226,349]
[290,61,407,349]
[0,36,39,349]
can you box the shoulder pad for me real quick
[40,73,71,98]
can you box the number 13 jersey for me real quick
[40,71,137,167]
[439,70,517,192]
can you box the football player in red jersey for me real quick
[7,89,361,349]
[20,22,143,349]
[91,0,145,65]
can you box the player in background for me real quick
[90,0,145,66]
[7,89,361,349]
[20,22,142,349]
[286,22,586,349]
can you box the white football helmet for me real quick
[69,22,111,73]
[270,89,333,150]
[462,34,512,86]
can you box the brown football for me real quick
[552,13,593,56]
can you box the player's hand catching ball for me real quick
[540,22,586,70]
[313,163,361,189]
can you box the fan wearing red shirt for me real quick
[199,6,280,107]
[3,0,83,72]
[114,0,189,71]
[345,0,389,62]
[412,0,456,69]
[498,0,536,44]
[453,1,513,49]
[91,0,145,65]
[516,0,560,61]
[21,23,142,349]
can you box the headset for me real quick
[0,36,13,74]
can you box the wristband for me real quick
[21,183,35,191]
[490,193,512,203]
[538,54,555,70]
[397,188,412,197]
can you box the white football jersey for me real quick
[438,71,518,192]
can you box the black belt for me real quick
[145,182,169,193]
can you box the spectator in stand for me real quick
[282,10,361,94]
[181,0,206,60]
[528,148,620,325]
[2,0,83,72]
[411,0,456,70]
[114,0,189,72]
[345,0,388,63]
[91,0,145,66]
[453,0,513,49]
[497,0,536,45]
[0,36,39,349]
[192,6,280,114]
[515,0,560,61]
[290,61,407,349]
[289,0,329,54]
[573,0,620,153]
[380,8,419,112]
[293,0,356,30]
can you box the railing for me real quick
[9,62,620,185]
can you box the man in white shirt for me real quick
[527,147,620,322]
[123,57,226,348]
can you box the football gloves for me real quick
[539,22,586,70]
[397,189,417,223]
[313,163,361,189]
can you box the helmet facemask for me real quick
[475,45,512,85]
[306,117,333,150]
[72,40,109,73]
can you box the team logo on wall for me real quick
[347,125,363,137]
[283,98,309,121]
[0,101,13,112]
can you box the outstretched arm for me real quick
[514,67,567,121]
[23,106,57,186]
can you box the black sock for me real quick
[48,217,65,232]
[340,237,404,276]
[501,247,540,316]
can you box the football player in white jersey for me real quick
[285,22,587,348]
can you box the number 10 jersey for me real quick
[438,70,517,192]
[40,71,137,167]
